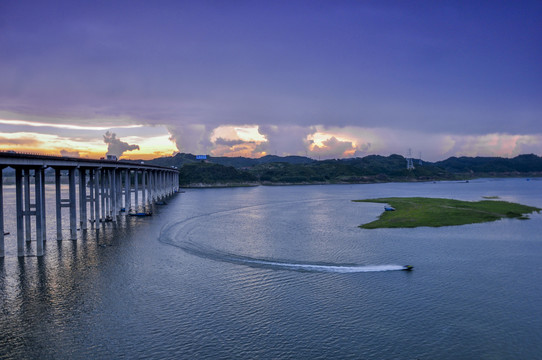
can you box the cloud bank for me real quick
[0,1,541,161]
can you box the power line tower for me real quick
[406,148,415,170]
[419,151,423,166]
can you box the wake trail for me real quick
[178,241,404,273]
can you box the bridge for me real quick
[0,152,179,257]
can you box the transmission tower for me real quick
[406,148,415,170]
[418,151,423,166]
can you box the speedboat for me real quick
[402,265,414,271]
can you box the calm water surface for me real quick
[1,178,541,359]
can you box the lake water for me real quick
[1,178,541,359]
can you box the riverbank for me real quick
[354,197,541,229]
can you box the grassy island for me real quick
[353,197,541,229]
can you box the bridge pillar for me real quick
[40,168,46,242]
[35,167,44,256]
[79,168,87,230]
[134,169,139,212]
[124,170,131,212]
[110,169,116,222]
[88,168,95,224]
[94,169,100,223]
[55,169,62,240]
[24,169,31,243]
[106,169,111,220]
[142,170,147,211]
[69,168,77,240]
[100,169,106,221]
[15,168,24,256]
[148,170,153,204]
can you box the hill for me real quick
[146,153,542,187]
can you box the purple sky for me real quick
[1,0,541,160]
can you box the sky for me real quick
[1,0,541,161]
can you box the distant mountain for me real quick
[435,154,542,173]
[145,153,542,187]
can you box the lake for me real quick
[1,178,541,359]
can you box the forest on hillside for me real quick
[149,153,542,187]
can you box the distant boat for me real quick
[129,212,152,217]
[384,206,395,211]
[402,265,414,271]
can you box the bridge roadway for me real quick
[0,152,179,257]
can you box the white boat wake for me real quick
[178,241,404,273]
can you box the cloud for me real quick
[0,135,41,147]
[60,149,80,157]
[167,124,213,155]
[440,133,542,159]
[103,131,140,157]
[309,136,356,158]
[257,125,316,156]
[1,2,541,160]
[214,138,251,147]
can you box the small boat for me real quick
[129,212,152,217]
[402,265,414,271]
[384,206,396,211]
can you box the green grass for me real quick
[353,197,541,229]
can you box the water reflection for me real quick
[0,179,541,359]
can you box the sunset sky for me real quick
[1,1,541,161]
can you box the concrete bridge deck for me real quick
[0,152,179,257]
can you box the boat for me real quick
[129,212,152,217]
[384,206,395,211]
[402,265,414,271]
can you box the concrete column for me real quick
[40,168,46,241]
[116,170,121,211]
[55,169,62,240]
[15,168,24,257]
[124,170,130,212]
[0,168,4,257]
[142,170,147,209]
[148,171,153,203]
[24,169,31,242]
[79,168,87,230]
[69,168,77,240]
[161,172,164,196]
[88,169,95,223]
[94,169,100,223]
[35,167,44,256]
[110,169,117,222]
[106,170,111,218]
[100,169,106,221]
[134,170,139,212]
